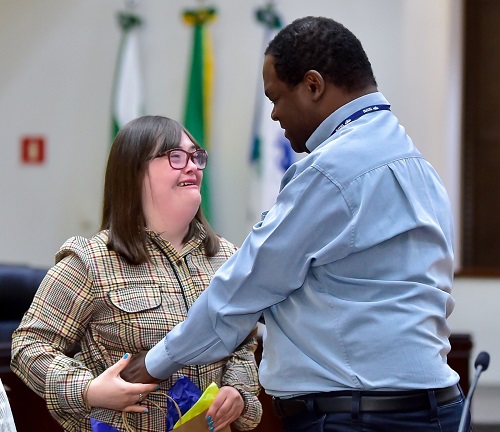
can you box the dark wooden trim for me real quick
[461,0,500,270]
[455,268,500,278]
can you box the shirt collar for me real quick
[145,223,204,256]
[306,92,389,152]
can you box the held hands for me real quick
[120,350,160,384]
[85,353,160,413]
[91,353,244,429]
[205,386,244,432]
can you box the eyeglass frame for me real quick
[154,148,208,170]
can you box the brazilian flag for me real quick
[182,7,216,222]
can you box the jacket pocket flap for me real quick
[108,285,162,313]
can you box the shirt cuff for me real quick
[145,339,183,381]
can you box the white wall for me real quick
[1,0,498,385]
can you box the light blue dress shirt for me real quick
[146,92,459,397]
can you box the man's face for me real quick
[263,55,316,153]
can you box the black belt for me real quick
[272,384,461,418]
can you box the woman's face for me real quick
[142,132,203,228]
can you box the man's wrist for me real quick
[146,339,183,381]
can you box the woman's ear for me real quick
[303,70,325,101]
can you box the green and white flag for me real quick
[182,7,217,222]
[111,12,144,140]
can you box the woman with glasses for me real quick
[11,116,262,432]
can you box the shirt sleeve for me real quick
[146,165,353,379]
[10,253,95,423]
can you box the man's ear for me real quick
[303,70,325,101]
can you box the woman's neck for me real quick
[149,219,190,253]
[160,231,185,252]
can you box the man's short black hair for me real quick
[265,16,377,92]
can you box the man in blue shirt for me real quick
[123,16,467,432]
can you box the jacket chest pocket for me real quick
[108,285,162,313]
[90,285,165,353]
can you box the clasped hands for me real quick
[86,350,243,431]
[85,351,158,413]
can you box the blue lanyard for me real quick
[331,104,391,136]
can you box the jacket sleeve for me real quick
[221,326,262,431]
[10,250,95,426]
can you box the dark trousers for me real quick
[282,395,468,432]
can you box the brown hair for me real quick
[101,115,220,264]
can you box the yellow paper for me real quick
[173,382,220,429]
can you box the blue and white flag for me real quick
[248,3,295,225]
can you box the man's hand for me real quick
[120,350,160,384]
[86,353,159,412]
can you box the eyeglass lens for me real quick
[168,149,207,170]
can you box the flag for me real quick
[111,11,144,141]
[182,8,217,222]
[248,3,295,225]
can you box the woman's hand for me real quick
[86,353,160,413]
[205,386,244,431]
